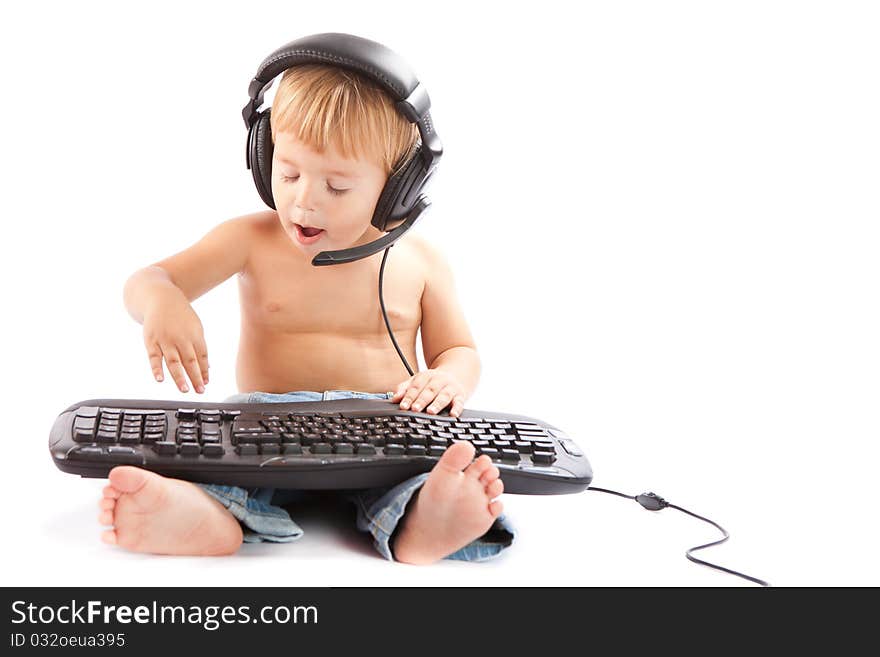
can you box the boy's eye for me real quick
[280,175,348,196]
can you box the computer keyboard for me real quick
[48,398,593,494]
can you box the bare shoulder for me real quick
[151,209,274,302]
[403,233,454,283]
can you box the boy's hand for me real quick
[390,369,466,418]
[142,292,210,394]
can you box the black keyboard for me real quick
[48,398,593,494]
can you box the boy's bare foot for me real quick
[97,466,243,556]
[392,441,505,565]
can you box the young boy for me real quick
[98,63,515,564]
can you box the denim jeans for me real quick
[198,390,516,562]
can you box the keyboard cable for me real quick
[381,245,767,585]
[587,486,770,587]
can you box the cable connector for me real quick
[635,491,668,511]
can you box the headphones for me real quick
[241,33,443,265]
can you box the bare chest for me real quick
[239,235,424,336]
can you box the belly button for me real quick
[267,302,281,312]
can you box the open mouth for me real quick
[293,223,326,244]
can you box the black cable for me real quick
[381,247,766,584]
[379,245,414,377]
[586,485,770,587]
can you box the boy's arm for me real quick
[123,212,260,392]
[391,238,480,416]
[123,213,258,323]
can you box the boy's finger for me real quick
[399,372,431,408]
[146,343,165,382]
[391,378,413,401]
[195,339,210,384]
[409,382,442,412]
[451,396,465,418]
[160,344,190,393]
[425,386,453,415]
[181,344,206,394]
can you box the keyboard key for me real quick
[384,444,405,456]
[107,446,142,461]
[73,428,96,442]
[312,443,332,454]
[559,439,584,457]
[514,440,533,453]
[179,442,201,456]
[152,441,177,455]
[119,433,141,445]
[220,409,240,421]
[142,432,164,443]
[428,446,446,457]
[282,444,303,455]
[406,445,427,456]
[176,409,197,421]
[333,443,354,454]
[203,444,224,457]
[68,446,103,458]
[95,430,118,443]
[235,444,258,456]
[355,444,376,455]
[531,451,555,464]
[260,444,281,456]
[501,449,520,462]
[479,447,499,458]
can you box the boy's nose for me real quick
[289,175,318,211]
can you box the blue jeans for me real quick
[198,390,516,562]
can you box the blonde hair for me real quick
[269,64,420,177]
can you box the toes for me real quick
[108,467,167,511]
[489,500,504,518]
[98,510,114,526]
[100,529,117,545]
[99,498,115,512]
[102,485,121,499]
[435,441,476,473]
[108,466,151,494]
[479,465,500,486]
[486,478,504,499]
[465,454,493,480]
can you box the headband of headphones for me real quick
[241,33,443,243]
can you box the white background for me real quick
[1,0,877,587]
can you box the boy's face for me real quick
[271,130,388,258]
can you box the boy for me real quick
[98,62,515,564]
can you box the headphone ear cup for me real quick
[248,110,276,209]
[372,144,427,231]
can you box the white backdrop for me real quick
[1,0,877,586]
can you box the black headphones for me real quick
[241,33,443,265]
